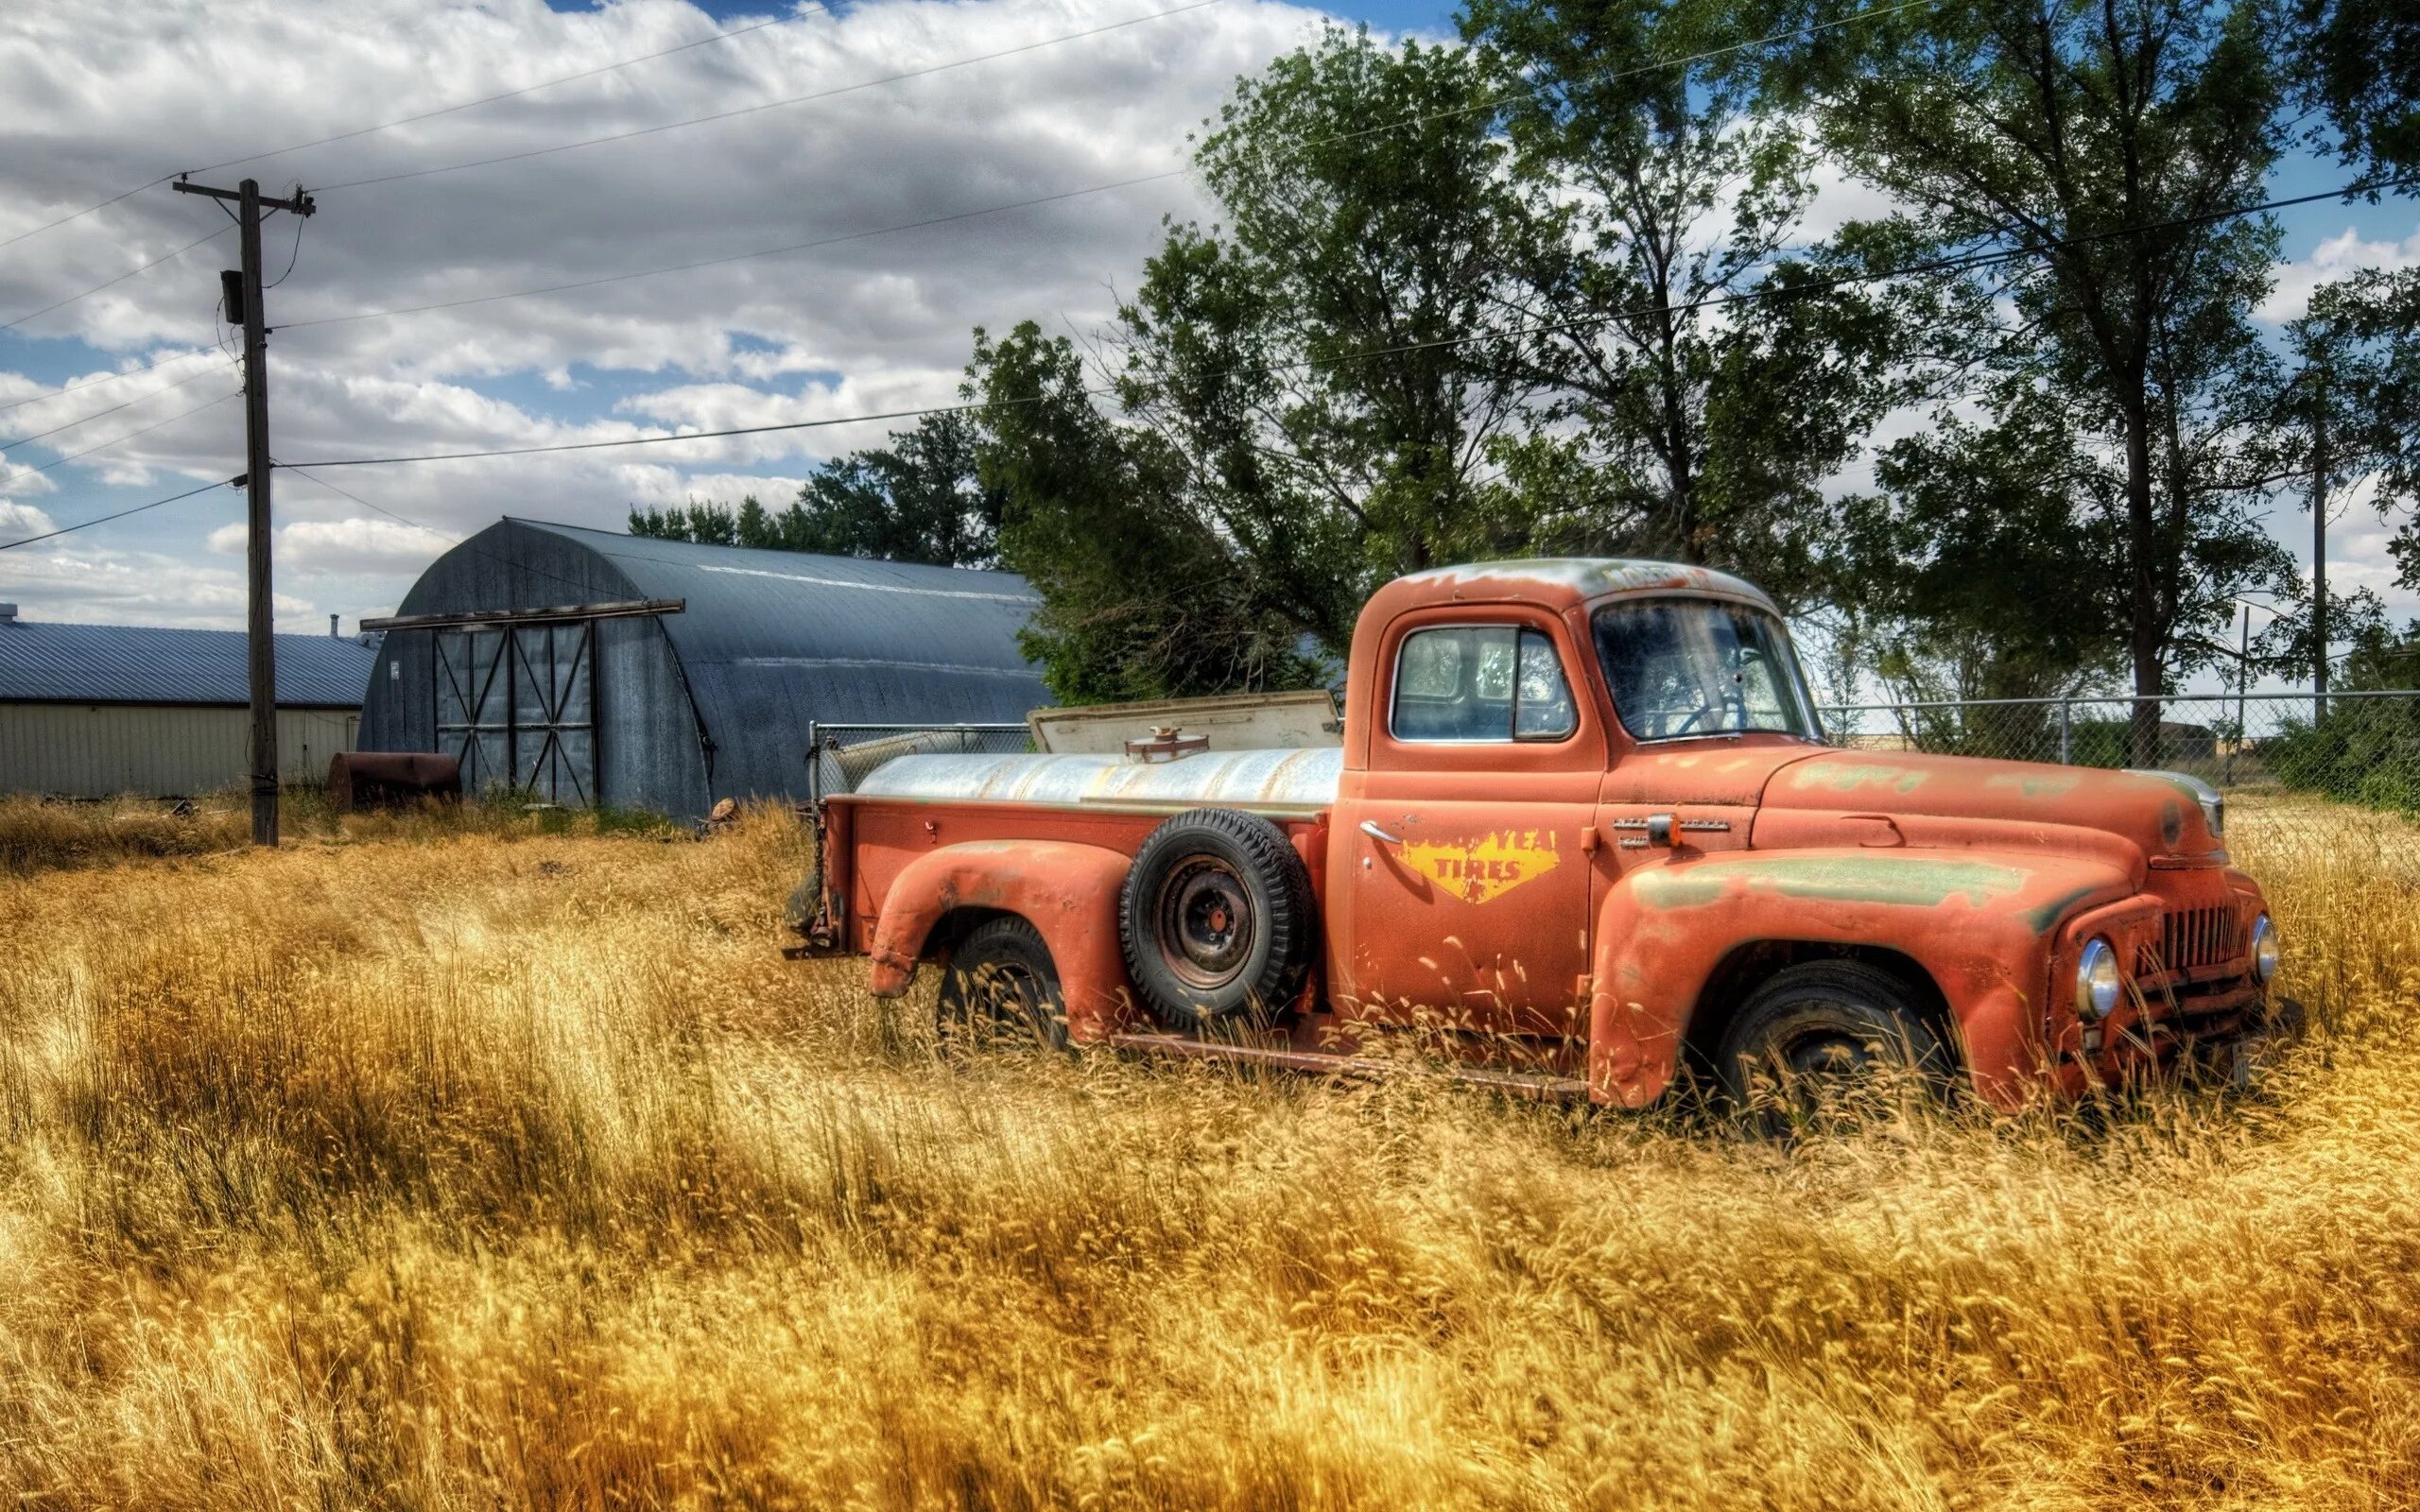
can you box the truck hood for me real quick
[1752,748,2223,872]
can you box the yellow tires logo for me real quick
[1402,831,1563,904]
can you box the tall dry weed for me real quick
[0,795,2413,1508]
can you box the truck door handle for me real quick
[1358,819,1404,846]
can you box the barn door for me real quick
[510,622,596,806]
[434,628,509,791]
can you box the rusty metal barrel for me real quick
[326,750,463,812]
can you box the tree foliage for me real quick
[627,411,1001,568]
[1112,30,1542,655]
[1463,0,1894,597]
[973,323,1327,703]
[1773,0,2304,753]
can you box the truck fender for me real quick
[866,840,1135,1040]
[1585,848,2134,1110]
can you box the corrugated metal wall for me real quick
[0,704,361,799]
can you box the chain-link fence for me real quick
[805,721,1031,804]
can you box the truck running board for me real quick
[1098,1033,1589,1102]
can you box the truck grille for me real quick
[2139,903,2239,976]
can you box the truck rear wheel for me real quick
[1120,807,1317,1032]
[937,917,1070,1054]
[1716,960,1951,1125]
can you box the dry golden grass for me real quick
[0,796,2415,1508]
[0,789,681,877]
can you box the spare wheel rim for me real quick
[1156,854,1254,992]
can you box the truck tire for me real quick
[1716,960,1952,1124]
[1120,807,1318,1032]
[937,916,1070,1053]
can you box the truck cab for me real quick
[793,559,2290,1110]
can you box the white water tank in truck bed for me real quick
[852,746,1342,814]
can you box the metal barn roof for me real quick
[0,619,380,707]
[527,520,1046,799]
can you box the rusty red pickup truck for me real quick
[786,559,2290,1108]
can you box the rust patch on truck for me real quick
[1634,855,2028,912]
[1982,772,2083,799]
[1787,763,1929,795]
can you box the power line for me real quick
[0,349,223,419]
[15,389,240,476]
[275,458,614,602]
[10,0,1919,346]
[0,475,233,551]
[0,9,813,257]
[264,212,307,291]
[274,457,436,533]
[281,395,995,469]
[1303,0,1938,159]
[0,224,234,333]
[0,0,1219,339]
[313,0,1231,194]
[282,167,1192,330]
[0,358,238,453]
[274,175,2403,472]
[185,11,811,182]
[272,0,1940,334]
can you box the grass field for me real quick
[1,792,2416,1509]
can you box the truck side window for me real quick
[1392,626,1576,742]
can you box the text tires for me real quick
[937,916,1070,1053]
[1716,960,1952,1123]
[1119,807,1318,1032]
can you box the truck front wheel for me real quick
[937,917,1070,1054]
[1120,807,1318,1033]
[1716,960,1952,1122]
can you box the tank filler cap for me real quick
[1124,726,1211,765]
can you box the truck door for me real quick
[1333,611,1605,1041]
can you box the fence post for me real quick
[806,720,820,806]
[2058,700,2072,765]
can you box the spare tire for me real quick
[1119,807,1318,1031]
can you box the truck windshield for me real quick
[1593,599,1820,741]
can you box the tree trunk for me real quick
[2124,403,2163,768]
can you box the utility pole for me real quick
[173,177,314,846]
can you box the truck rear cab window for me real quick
[1391,626,1577,742]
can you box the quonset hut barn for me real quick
[358,519,1045,821]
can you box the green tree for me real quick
[786,410,1004,568]
[1461,0,1894,597]
[1836,385,2131,713]
[2291,272,2420,601]
[1112,28,1540,655]
[973,322,1324,703]
[626,413,1003,568]
[2292,0,2420,178]
[628,499,740,544]
[1777,0,2300,760]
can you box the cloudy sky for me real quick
[0,0,2413,685]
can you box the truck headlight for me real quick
[2251,915,2280,983]
[2076,937,2123,1020]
